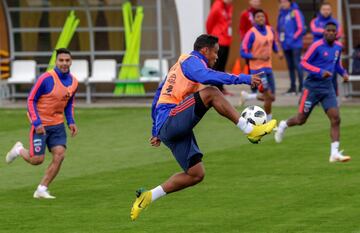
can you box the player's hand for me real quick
[250,72,263,87]
[35,125,46,135]
[322,71,333,78]
[150,136,161,147]
[69,124,78,137]
[343,74,349,82]
[278,51,284,60]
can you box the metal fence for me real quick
[1,0,179,102]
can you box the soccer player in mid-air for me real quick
[275,22,350,163]
[5,48,78,198]
[240,9,283,122]
[130,34,277,220]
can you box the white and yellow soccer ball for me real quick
[241,105,267,126]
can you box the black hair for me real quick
[56,48,71,58]
[320,1,331,8]
[325,21,337,29]
[279,0,292,2]
[193,34,218,51]
[253,9,265,17]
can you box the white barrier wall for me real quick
[175,0,210,54]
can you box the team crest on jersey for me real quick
[324,51,328,56]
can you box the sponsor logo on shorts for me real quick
[33,139,42,147]
[35,146,41,153]
[261,76,269,89]
[304,101,312,113]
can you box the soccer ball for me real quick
[241,105,267,125]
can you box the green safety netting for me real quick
[114,1,145,95]
[47,11,80,71]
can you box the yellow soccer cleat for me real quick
[130,188,152,221]
[247,119,277,144]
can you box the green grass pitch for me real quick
[0,106,359,233]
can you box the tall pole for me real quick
[156,0,163,80]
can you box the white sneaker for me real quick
[274,121,286,143]
[33,189,56,199]
[329,150,351,163]
[239,90,248,106]
[6,141,23,164]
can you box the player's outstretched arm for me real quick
[182,57,253,86]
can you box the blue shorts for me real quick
[29,123,67,156]
[261,71,276,94]
[251,70,276,94]
[332,74,338,96]
[298,88,338,116]
[159,92,208,171]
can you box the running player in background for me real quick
[130,34,277,221]
[275,22,350,163]
[311,1,343,95]
[240,9,283,122]
[5,48,78,198]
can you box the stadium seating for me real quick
[86,59,117,103]
[3,58,167,102]
[7,60,37,98]
[71,59,89,83]
[7,60,36,84]
[139,59,168,82]
[88,59,117,83]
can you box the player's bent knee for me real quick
[187,164,205,184]
[194,173,205,183]
[188,174,204,186]
[203,86,222,96]
[199,86,222,106]
[331,116,341,125]
[53,153,65,163]
[30,156,44,165]
[190,170,205,184]
[298,119,306,125]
